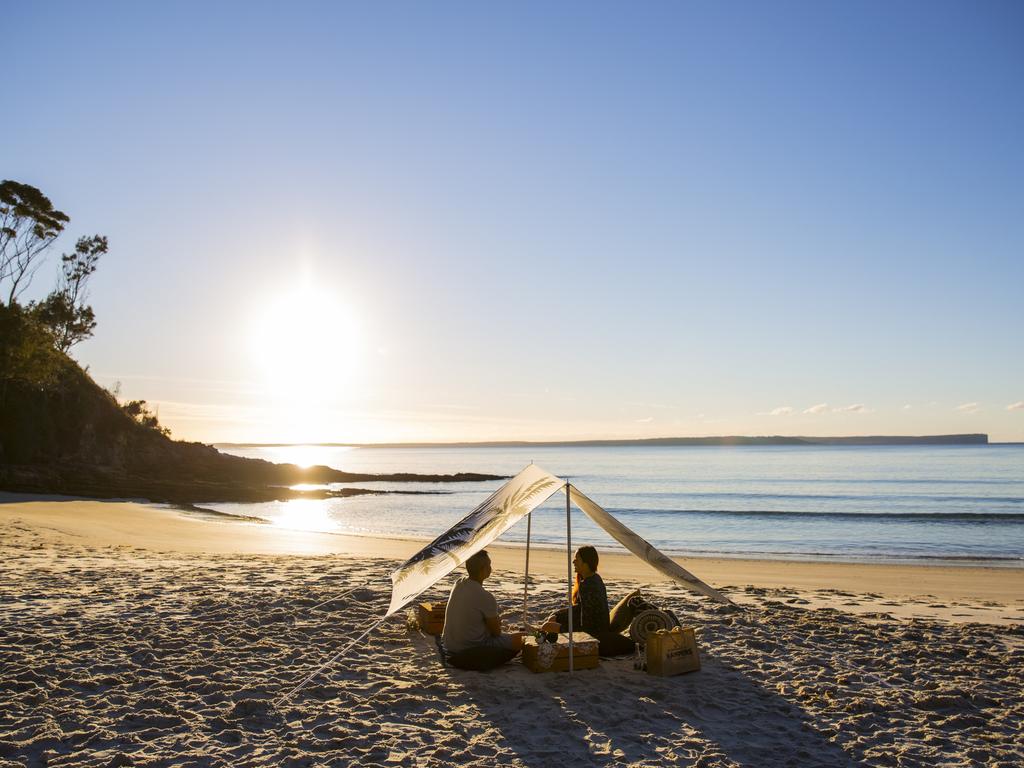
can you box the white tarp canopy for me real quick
[566,484,732,604]
[387,464,563,616]
[387,464,733,617]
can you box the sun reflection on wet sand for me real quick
[268,499,338,533]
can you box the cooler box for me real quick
[417,602,446,636]
[522,632,600,673]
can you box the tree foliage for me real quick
[31,235,107,353]
[0,303,66,392]
[122,399,171,437]
[31,294,96,355]
[0,182,120,436]
[0,181,70,305]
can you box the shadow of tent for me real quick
[454,652,856,768]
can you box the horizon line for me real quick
[212,433,997,449]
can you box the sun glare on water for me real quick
[264,445,354,469]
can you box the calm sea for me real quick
[210,444,1024,567]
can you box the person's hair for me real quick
[465,550,491,579]
[576,545,598,572]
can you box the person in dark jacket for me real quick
[543,545,610,636]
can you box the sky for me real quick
[4,1,1023,443]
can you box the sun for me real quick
[249,281,361,407]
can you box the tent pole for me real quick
[522,512,532,625]
[566,480,574,674]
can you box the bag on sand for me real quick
[613,591,682,646]
[645,627,700,676]
[610,590,682,643]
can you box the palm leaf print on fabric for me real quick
[392,475,559,588]
[386,465,564,616]
[467,476,559,549]
[392,523,478,588]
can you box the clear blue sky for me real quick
[5,1,1023,442]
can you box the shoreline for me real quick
[309,530,1024,571]
[10,491,1019,571]
[3,497,1023,620]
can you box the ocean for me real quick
[210,444,1024,567]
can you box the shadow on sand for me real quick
[447,650,855,768]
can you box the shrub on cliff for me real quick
[0,302,68,393]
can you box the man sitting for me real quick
[442,550,524,664]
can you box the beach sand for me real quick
[2,498,1022,767]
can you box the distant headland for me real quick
[218,434,990,449]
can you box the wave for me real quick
[173,504,270,524]
[591,478,1022,489]
[509,537,1024,563]
[604,508,1024,523]
[610,491,1024,504]
[803,477,1020,486]
[478,536,1024,565]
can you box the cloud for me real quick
[803,403,828,415]
[955,402,980,414]
[635,416,654,423]
[902,404,912,410]
[1006,401,1024,411]
[759,406,794,416]
[153,400,268,425]
[833,404,868,413]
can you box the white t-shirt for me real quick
[442,577,498,653]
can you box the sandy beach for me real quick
[2,498,1023,767]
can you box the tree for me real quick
[0,303,66,398]
[31,293,96,355]
[122,399,171,436]
[32,235,107,353]
[0,181,70,305]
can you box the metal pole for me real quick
[566,480,573,673]
[522,512,532,625]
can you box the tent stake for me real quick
[566,480,574,674]
[522,512,532,625]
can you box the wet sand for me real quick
[1,498,1022,767]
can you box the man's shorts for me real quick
[473,633,516,651]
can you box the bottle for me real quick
[634,644,646,671]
